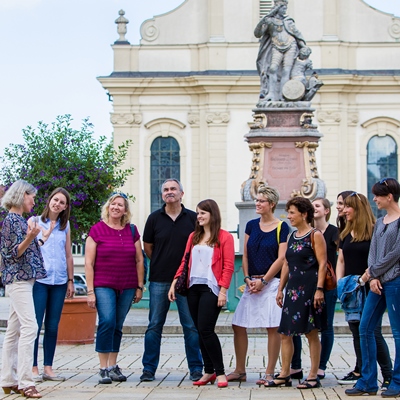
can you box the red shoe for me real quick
[218,381,228,388]
[193,373,216,386]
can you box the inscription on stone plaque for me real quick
[268,148,300,178]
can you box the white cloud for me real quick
[0,0,42,10]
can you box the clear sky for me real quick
[0,0,398,155]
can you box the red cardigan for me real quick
[174,229,235,289]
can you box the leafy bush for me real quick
[0,115,134,243]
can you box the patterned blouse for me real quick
[0,213,47,284]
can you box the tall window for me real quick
[150,137,180,212]
[260,0,273,17]
[367,135,398,217]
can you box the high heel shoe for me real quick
[217,375,228,388]
[193,373,216,386]
[2,386,19,394]
[264,375,292,387]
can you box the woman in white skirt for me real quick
[227,185,289,384]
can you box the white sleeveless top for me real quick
[189,244,219,296]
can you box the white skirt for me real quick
[232,277,282,329]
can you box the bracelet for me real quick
[87,290,94,295]
[219,292,226,296]
[38,239,44,246]
[137,286,144,291]
[261,278,268,286]
[67,278,73,283]
[243,276,251,283]
[316,287,324,291]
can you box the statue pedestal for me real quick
[237,104,326,251]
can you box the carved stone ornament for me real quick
[317,111,342,124]
[300,112,317,129]
[295,141,320,179]
[348,113,359,127]
[251,113,268,129]
[114,10,130,44]
[187,113,200,126]
[110,113,142,126]
[291,177,326,199]
[240,142,272,201]
[389,20,400,39]
[140,19,159,42]
[205,112,230,125]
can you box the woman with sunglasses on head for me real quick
[168,199,234,388]
[226,186,289,385]
[345,178,400,397]
[85,192,144,384]
[336,192,392,388]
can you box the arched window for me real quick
[150,137,180,212]
[367,135,398,217]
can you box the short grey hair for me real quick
[161,179,184,192]
[257,185,280,212]
[1,180,37,210]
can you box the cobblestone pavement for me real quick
[0,332,394,399]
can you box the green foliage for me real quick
[0,115,134,243]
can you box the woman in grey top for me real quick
[345,178,400,398]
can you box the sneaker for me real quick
[109,365,127,382]
[98,368,112,384]
[337,371,361,385]
[140,370,155,382]
[382,378,391,391]
[189,370,203,381]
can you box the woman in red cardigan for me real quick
[168,199,234,388]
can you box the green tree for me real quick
[0,114,134,243]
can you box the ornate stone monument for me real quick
[236,0,326,252]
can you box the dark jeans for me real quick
[187,284,224,376]
[33,282,68,366]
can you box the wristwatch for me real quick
[137,286,144,291]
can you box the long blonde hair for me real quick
[340,192,375,242]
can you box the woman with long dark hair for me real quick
[31,188,74,382]
[168,199,234,388]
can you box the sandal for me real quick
[264,375,292,387]
[20,386,42,398]
[297,378,321,389]
[2,386,19,394]
[256,374,274,385]
[226,372,247,382]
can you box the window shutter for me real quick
[260,0,273,17]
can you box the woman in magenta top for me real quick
[85,192,144,384]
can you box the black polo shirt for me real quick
[143,204,197,283]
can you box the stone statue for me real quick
[254,0,321,104]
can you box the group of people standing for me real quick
[0,177,399,398]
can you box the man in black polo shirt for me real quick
[140,179,203,382]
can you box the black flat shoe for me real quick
[345,387,377,396]
[291,370,303,379]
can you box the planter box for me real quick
[57,297,96,345]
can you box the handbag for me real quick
[311,229,337,290]
[175,252,191,297]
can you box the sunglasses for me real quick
[379,178,388,187]
[350,192,361,201]
[110,191,128,200]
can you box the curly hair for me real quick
[285,196,314,223]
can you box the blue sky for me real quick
[0,0,398,155]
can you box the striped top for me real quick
[368,217,400,284]
[89,221,139,291]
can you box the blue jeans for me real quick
[356,276,400,393]
[94,287,135,353]
[142,282,203,374]
[33,282,67,366]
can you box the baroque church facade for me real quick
[98,0,400,241]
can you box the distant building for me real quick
[98,0,400,238]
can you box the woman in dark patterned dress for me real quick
[266,197,327,389]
